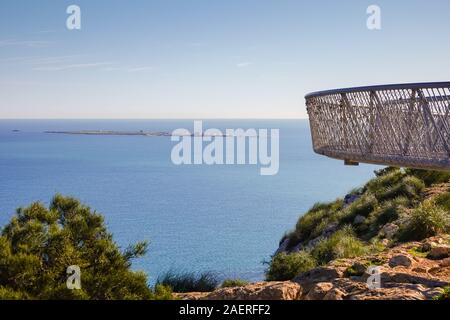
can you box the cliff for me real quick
[177,168,450,300]
[177,235,450,300]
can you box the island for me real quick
[44,130,230,137]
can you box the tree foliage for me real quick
[0,194,155,300]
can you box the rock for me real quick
[344,194,360,207]
[379,223,399,239]
[353,215,365,225]
[389,255,413,268]
[421,242,433,252]
[294,267,343,285]
[427,245,450,260]
[274,238,290,255]
[411,267,428,273]
[381,270,450,288]
[350,286,426,300]
[294,267,344,293]
[351,283,444,300]
[204,282,302,300]
[175,292,210,300]
[289,243,303,253]
[304,282,333,300]
[439,258,450,267]
[323,288,346,300]
[332,278,368,294]
[304,236,323,250]
[179,236,450,301]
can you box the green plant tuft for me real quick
[311,226,369,265]
[265,251,317,281]
[398,201,450,241]
[156,271,219,293]
[221,279,249,288]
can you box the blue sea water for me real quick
[0,119,380,283]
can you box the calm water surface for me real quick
[0,119,380,283]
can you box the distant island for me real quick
[44,130,230,137]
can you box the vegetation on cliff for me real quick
[267,168,450,282]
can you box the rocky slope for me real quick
[176,235,450,300]
[176,168,450,300]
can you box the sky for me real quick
[0,0,449,119]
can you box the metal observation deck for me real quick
[306,82,450,171]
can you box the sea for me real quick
[0,119,380,284]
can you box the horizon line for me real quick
[0,117,310,120]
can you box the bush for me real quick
[221,279,249,288]
[151,284,174,300]
[288,209,327,247]
[374,167,400,177]
[0,286,30,300]
[0,195,154,300]
[367,169,404,193]
[436,286,450,300]
[405,169,450,186]
[434,192,450,211]
[156,271,219,293]
[337,194,377,224]
[398,201,450,241]
[311,226,368,265]
[374,200,402,226]
[287,200,344,248]
[266,251,317,281]
[375,176,424,202]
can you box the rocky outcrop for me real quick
[177,235,450,300]
[304,282,333,300]
[388,255,413,268]
[344,194,361,207]
[292,235,450,300]
[175,282,302,300]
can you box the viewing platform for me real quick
[306,82,450,171]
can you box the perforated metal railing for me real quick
[306,82,450,171]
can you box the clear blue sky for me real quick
[1,0,449,119]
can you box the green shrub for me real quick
[375,201,401,226]
[344,263,367,277]
[435,286,450,300]
[375,176,424,202]
[288,209,327,247]
[151,284,174,300]
[0,195,153,300]
[287,200,345,247]
[368,238,388,253]
[337,194,377,224]
[156,271,219,293]
[405,169,450,186]
[311,217,336,239]
[407,247,429,258]
[434,192,450,211]
[374,167,400,177]
[311,226,368,265]
[367,169,404,193]
[398,201,450,241]
[266,251,317,281]
[0,286,30,300]
[221,279,249,288]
